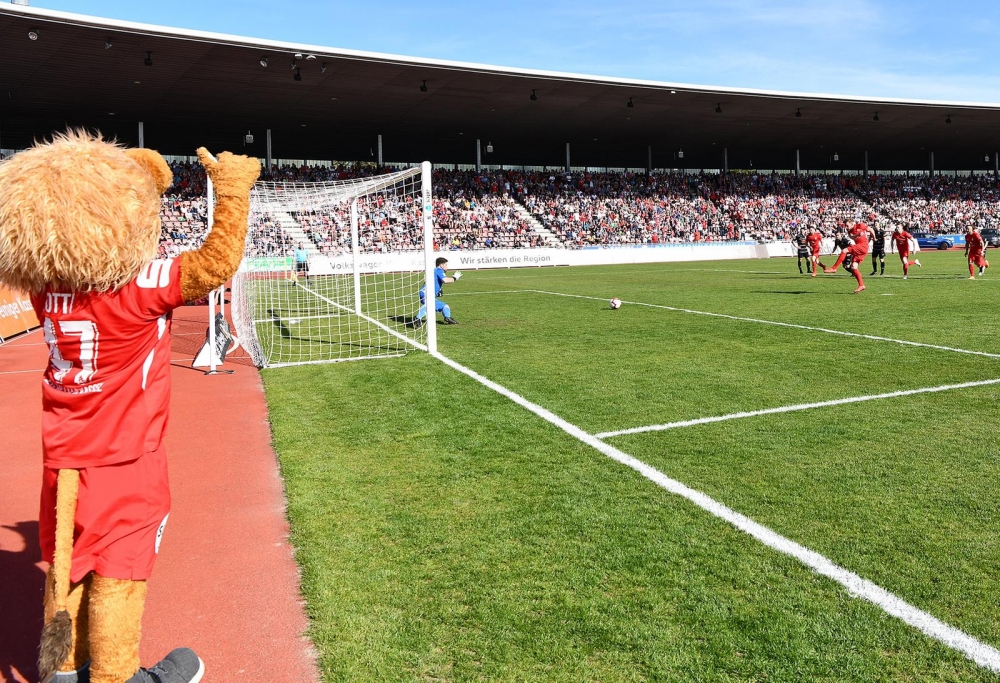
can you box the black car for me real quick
[982,228,1000,248]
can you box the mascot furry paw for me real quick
[0,131,260,683]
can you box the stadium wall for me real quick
[0,285,39,341]
[249,242,814,276]
[248,238,928,276]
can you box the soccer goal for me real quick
[231,162,437,368]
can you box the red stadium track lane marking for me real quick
[431,350,1000,673]
[595,378,1000,438]
[0,327,42,347]
[527,290,1000,360]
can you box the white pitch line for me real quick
[431,349,1000,672]
[527,289,1000,360]
[596,378,1000,438]
[447,289,530,297]
[668,268,790,275]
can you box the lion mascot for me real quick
[0,131,260,683]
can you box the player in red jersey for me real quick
[890,225,921,279]
[806,227,826,277]
[824,222,869,292]
[965,226,989,279]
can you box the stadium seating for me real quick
[154,162,1000,256]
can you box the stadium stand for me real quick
[151,162,1000,256]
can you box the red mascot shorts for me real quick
[40,446,171,583]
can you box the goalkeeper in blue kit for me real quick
[415,257,461,326]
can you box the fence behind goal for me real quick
[232,163,437,368]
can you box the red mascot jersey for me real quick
[31,259,185,469]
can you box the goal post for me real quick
[421,161,438,355]
[231,163,438,368]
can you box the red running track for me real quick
[0,306,318,683]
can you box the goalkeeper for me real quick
[415,257,461,326]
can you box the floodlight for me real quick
[486,141,493,153]
[795,108,802,117]
[28,29,39,41]
[294,68,302,81]
[320,62,327,73]
[530,89,538,101]
[946,115,952,124]
[627,97,634,108]
[715,103,722,113]
[105,38,113,50]
[259,56,268,67]
[420,80,428,92]
[678,148,684,159]
[144,51,152,66]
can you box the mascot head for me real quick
[0,129,173,294]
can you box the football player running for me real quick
[890,225,921,279]
[965,225,989,279]
[806,226,825,277]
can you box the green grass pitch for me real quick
[261,249,1000,682]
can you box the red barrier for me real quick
[0,285,39,342]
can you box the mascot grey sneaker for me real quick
[125,648,205,683]
[49,662,90,683]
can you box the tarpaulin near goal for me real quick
[0,284,39,341]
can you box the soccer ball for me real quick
[609,297,622,310]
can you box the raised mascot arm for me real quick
[179,148,261,302]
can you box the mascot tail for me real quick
[38,468,80,682]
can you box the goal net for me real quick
[231,163,437,368]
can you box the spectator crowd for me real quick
[151,161,1000,257]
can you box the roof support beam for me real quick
[266,128,272,171]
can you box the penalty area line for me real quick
[527,289,1000,360]
[596,378,1000,438]
[431,349,1000,673]
[446,289,531,297]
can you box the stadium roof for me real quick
[2,3,1000,171]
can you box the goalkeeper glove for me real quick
[453,271,463,280]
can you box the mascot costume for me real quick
[0,131,260,683]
